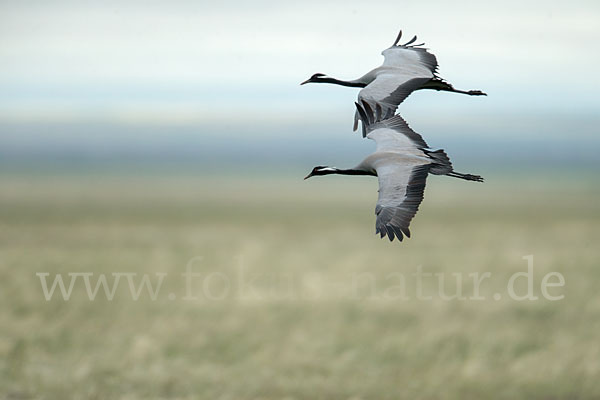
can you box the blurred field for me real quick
[1,171,599,399]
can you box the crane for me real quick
[304,101,483,242]
[300,30,486,132]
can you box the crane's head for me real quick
[304,165,333,180]
[300,73,328,85]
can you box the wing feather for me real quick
[354,101,430,150]
[381,45,438,73]
[355,74,432,132]
[375,164,431,242]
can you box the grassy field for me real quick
[1,171,599,399]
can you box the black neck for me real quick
[317,77,366,88]
[318,168,375,177]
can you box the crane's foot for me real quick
[467,90,487,96]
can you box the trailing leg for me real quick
[420,79,487,96]
[447,171,484,182]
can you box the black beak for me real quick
[303,171,314,180]
[300,78,311,85]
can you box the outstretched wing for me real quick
[374,163,431,242]
[354,101,430,149]
[381,35,438,72]
[355,74,432,129]
[352,31,438,131]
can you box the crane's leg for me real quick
[447,171,484,182]
[420,79,486,96]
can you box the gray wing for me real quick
[354,73,432,131]
[355,101,429,149]
[375,163,431,242]
[355,101,454,178]
[352,32,438,131]
[381,44,438,72]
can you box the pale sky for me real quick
[1,0,599,125]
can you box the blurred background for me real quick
[1,0,599,398]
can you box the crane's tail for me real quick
[423,149,452,175]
